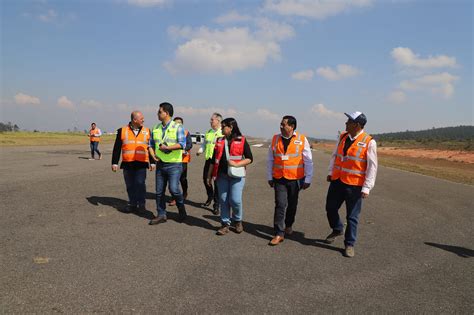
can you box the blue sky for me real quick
[1,0,472,139]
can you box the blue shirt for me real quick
[149,120,186,149]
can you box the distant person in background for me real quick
[208,118,253,235]
[267,115,313,246]
[324,111,378,258]
[197,113,223,214]
[168,116,193,206]
[111,111,155,213]
[88,123,102,160]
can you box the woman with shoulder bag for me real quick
[207,118,253,235]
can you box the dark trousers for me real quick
[202,159,219,206]
[181,163,188,197]
[123,168,147,207]
[90,141,100,158]
[325,179,362,246]
[273,178,301,236]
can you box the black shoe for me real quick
[123,204,137,213]
[325,230,344,244]
[203,198,213,207]
[149,215,167,225]
[212,204,219,215]
[177,205,187,222]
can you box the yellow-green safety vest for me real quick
[204,128,223,160]
[152,121,183,163]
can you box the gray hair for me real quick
[212,112,222,122]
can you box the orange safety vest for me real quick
[331,131,372,186]
[212,136,245,179]
[182,130,191,164]
[89,128,101,142]
[271,132,306,180]
[121,125,150,163]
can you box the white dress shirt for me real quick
[327,130,378,194]
[267,132,314,184]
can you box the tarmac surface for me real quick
[1,144,473,313]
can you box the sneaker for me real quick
[325,230,344,244]
[284,226,293,235]
[234,221,243,234]
[216,225,230,235]
[149,215,167,225]
[344,246,355,258]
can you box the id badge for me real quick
[281,155,289,161]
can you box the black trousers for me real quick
[273,178,301,236]
[180,162,188,197]
[202,159,219,205]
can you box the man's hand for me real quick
[268,180,274,188]
[326,175,332,182]
[149,164,156,171]
[302,183,311,190]
[111,165,118,172]
[362,192,369,199]
[196,151,202,156]
[206,177,213,186]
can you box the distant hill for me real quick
[373,125,474,141]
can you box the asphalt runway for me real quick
[1,144,473,313]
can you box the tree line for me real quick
[373,125,474,141]
[0,122,20,132]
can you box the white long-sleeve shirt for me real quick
[267,132,314,184]
[328,130,377,194]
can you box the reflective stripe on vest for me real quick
[121,126,150,163]
[152,121,182,163]
[331,131,371,186]
[271,132,306,180]
[212,136,245,179]
[204,128,223,160]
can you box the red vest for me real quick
[212,136,245,179]
[182,130,191,163]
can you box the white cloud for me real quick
[310,103,345,119]
[215,11,251,24]
[127,0,168,7]
[164,21,294,74]
[14,92,40,105]
[80,99,103,108]
[255,108,281,121]
[291,69,314,80]
[387,91,406,104]
[57,96,74,110]
[264,0,373,19]
[316,64,360,81]
[399,72,459,98]
[391,47,457,69]
[38,9,57,22]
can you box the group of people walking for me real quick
[106,102,377,258]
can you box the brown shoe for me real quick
[234,221,243,234]
[268,235,284,246]
[284,226,293,235]
[344,246,355,258]
[216,225,230,235]
[149,215,167,225]
[325,230,344,244]
[168,199,176,206]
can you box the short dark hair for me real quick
[159,102,174,117]
[174,117,183,123]
[221,117,242,139]
[282,115,297,130]
[91,122,96,126]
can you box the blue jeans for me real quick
[325,179,362,246]
[155,162,183,216]
[216,174,245,226]
[90,141,100,158]
[123,168,147,207]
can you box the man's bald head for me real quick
[130,111,144,128]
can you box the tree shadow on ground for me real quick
[86,196,155,220]
[425,242,474,258]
